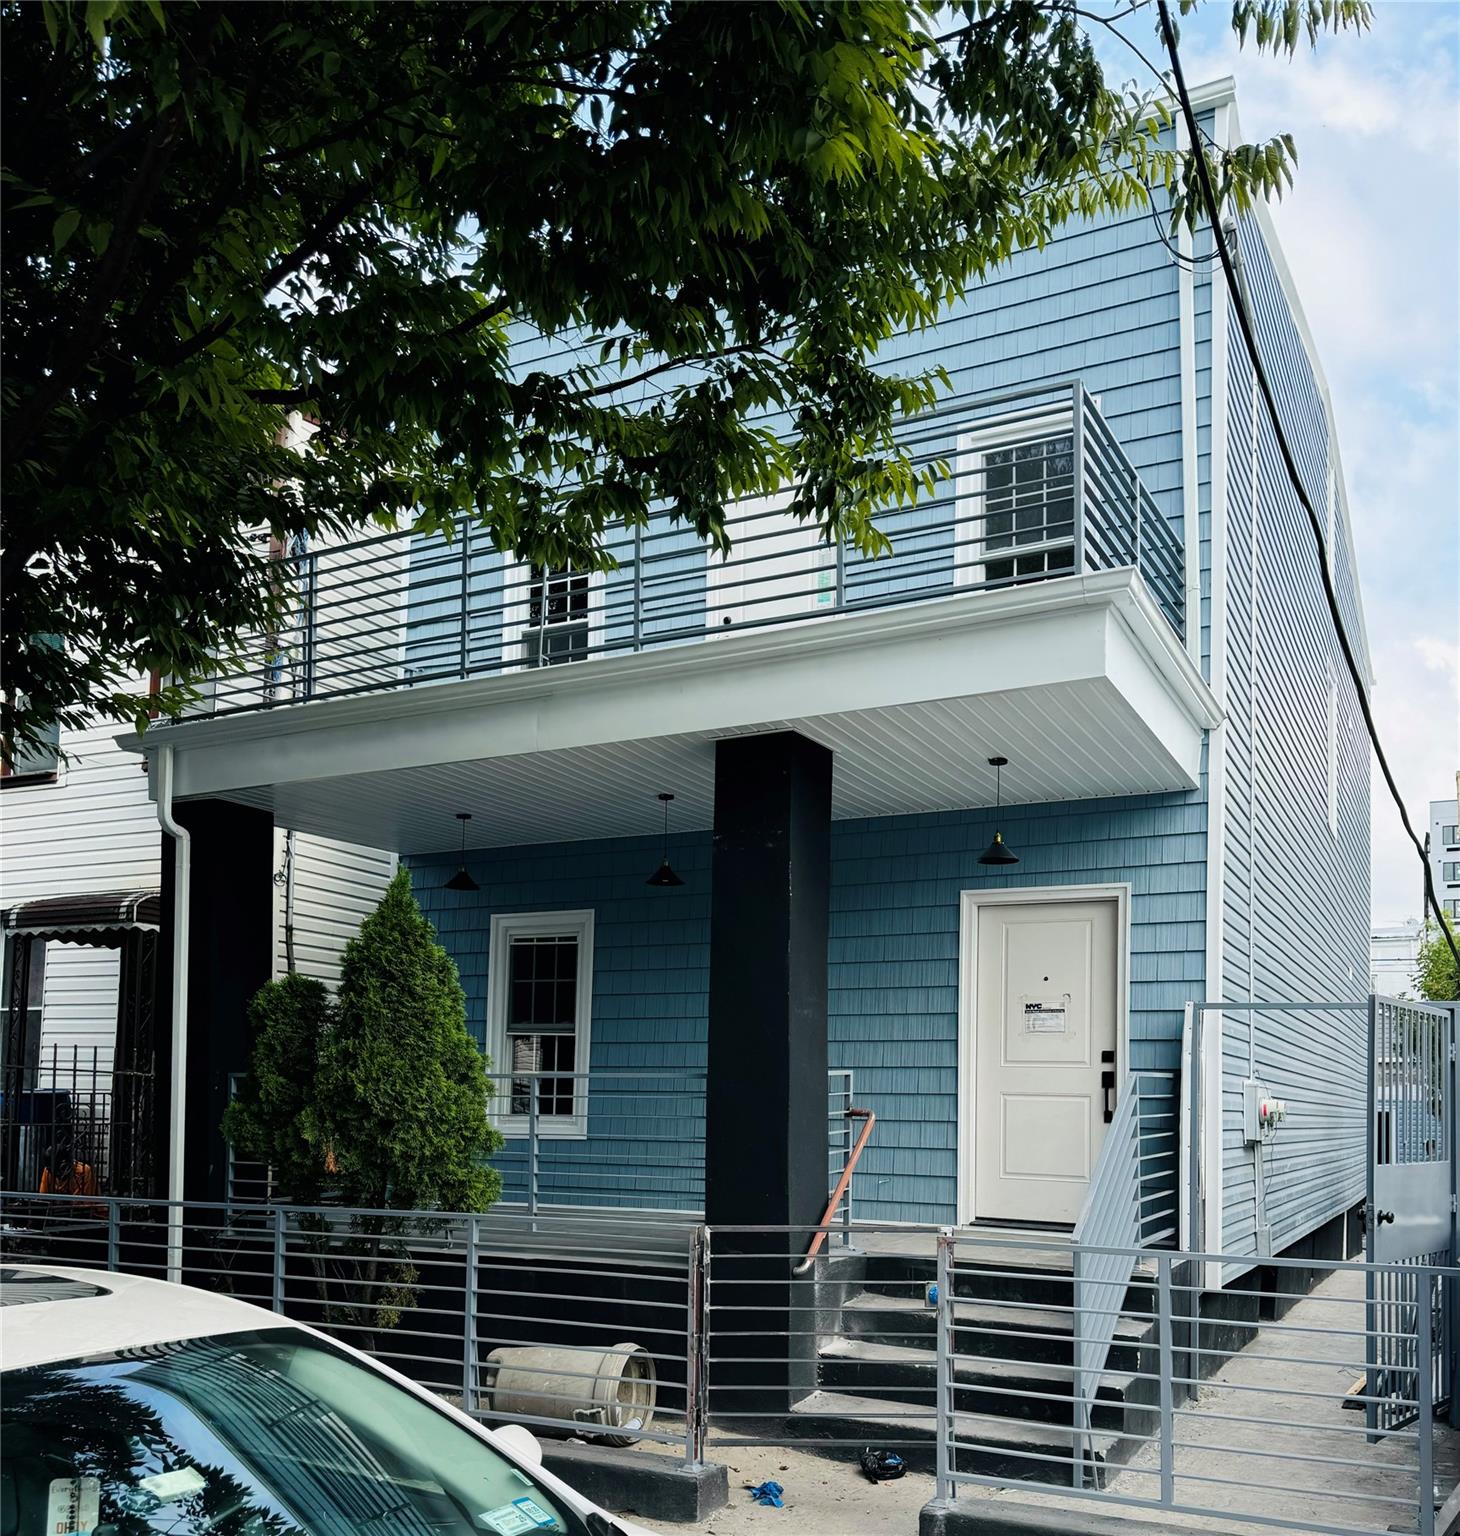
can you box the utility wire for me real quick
[1156,0,1460,976]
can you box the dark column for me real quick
[157,800,274,1204]
[704,730,832,1414]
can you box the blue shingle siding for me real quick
[1216,214,1371,1265]
[830,792,1206,1225]
[409,832,712,1211]
[407,786,1207,1226]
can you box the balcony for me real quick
[139,382,1215,844]
[197,382,1185,718]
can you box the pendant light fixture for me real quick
[646,792,685,887]
[977,756,1020,866]
[444,812,480,892]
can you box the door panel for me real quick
[973,898,1118,1225]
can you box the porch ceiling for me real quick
[125,569,1221,855]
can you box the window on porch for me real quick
[488,910,593,1137]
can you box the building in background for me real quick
[0,697,395,1198]
[1371,918,1422,997]
[1430,797,1460,921]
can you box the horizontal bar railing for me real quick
[0,1191,700,1457]
[4,1195,1454,1528]
[171,381,1184,718]
[226,1067,861,1223]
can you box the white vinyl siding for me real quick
[38,944,121,1074]
[273,832,396,987]
[0,702,159,1063]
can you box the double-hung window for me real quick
[524,565,590,666]
[957,418,1077,588]
[487,910,593,1137]
[1443,861,1460,885]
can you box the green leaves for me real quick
[50,207,80,251]
[2,0,1372,749]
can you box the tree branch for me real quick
[162,183,375,367]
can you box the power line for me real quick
[1155,0,1460,977]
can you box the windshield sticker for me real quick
[46,1477,100,1535]
[511,1496,558,1529]
[139,1466,208,1502]
[478,1503,541,1535]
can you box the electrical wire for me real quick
[1155,0,1460,977]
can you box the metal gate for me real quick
[1366,994,1457,1434]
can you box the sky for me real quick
[1095,1,1460,925]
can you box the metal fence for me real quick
[180,381,1186,717]
[1369,996,1457,1437]
[229,1067,861,1226]
[1,1196,1454,1532]
[0,1044,155,1199]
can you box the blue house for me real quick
[127,79,1370,1273]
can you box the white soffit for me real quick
[129,570,1220,854]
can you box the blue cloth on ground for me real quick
[747,1481,785,1508]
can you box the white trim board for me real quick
[486,908,595,1141]
[955,883,1132,1228]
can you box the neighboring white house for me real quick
[0,691,395,1194]
[1431,796,1460,923]
[1371,918,1421,998]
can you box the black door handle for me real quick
[1375,1209,1396,1226]
[1101,1070,1116,1124]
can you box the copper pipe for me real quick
[794,1108,875,1275]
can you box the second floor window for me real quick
[1,716,59,784]
[1444,862,1460,885]
[982,434,1076,583]
[1443,825,1459,848]
[525,565,589,666]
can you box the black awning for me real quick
[2,890,161,941]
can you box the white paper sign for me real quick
[1023,1001,1068,1034]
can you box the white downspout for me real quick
[154,744,190,1284]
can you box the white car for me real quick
[0,1264,653,1536]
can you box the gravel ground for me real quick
[622,1443,934,1536]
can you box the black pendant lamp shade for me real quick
[977,757,1020,866]
[444,812,480,892]
[646,792,685,887]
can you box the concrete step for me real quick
[839,1290,1154,1371]
[817,1337,1147,1432]
[785,1389,1130,1482]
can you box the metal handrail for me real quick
[170,380,1185,719]
[1071,1068,1179,1484]
[793,1107,875,1274]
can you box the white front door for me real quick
[971,897,1119,1225]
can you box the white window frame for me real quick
[486,909,594,1139]
[501,562,604,670]
[954,411,1078,589]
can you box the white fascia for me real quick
[120,569,1221,802]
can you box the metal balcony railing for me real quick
[185,381,1185,718]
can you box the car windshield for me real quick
[1,1327,595,1536]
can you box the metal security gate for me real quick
[1366,994,1457,1434]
